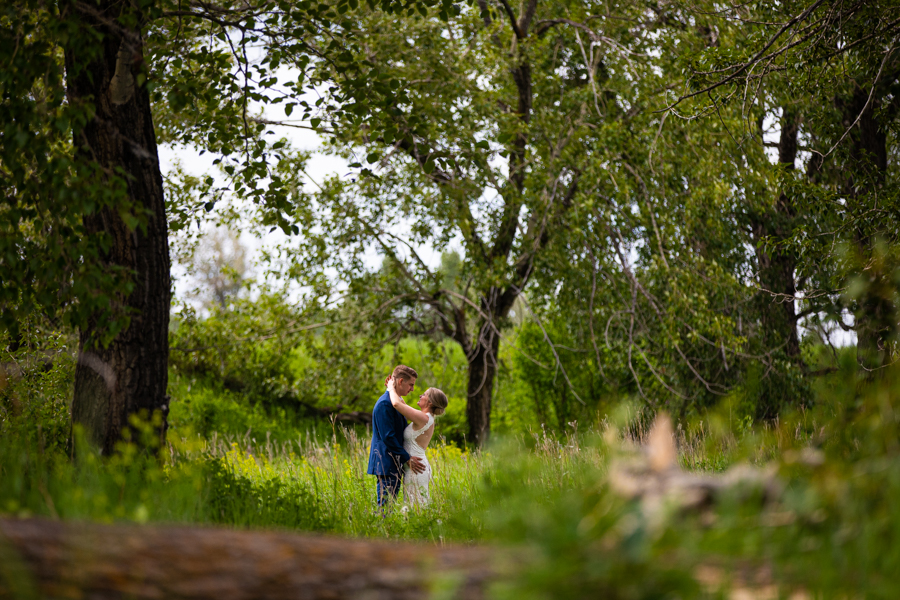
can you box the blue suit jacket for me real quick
[367,391,410,476]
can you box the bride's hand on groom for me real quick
[385,376,402,405]
[408,456,426,474]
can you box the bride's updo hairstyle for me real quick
[426,388,449,416]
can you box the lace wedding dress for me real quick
[402,412,434,506]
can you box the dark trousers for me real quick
[376,472,402,507]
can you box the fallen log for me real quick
[0,518,494,599]
[609,414,786,522]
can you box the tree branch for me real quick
[662,0,829,111]
[533,18,599,41]
[518,0,538,37]
[497,0,524,39]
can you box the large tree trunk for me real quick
[0,518,493,599]
[64,0,171,453]
[465,327,500,447]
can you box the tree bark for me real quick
[0,518,493,599]
[752,109,801,366]
[64,0,171,453]
[465,323,501,447]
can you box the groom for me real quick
[367,364,426,506]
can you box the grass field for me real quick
[4,351,900,597]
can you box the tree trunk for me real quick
[0,517,493,599]
[747,109,803,421]
[753,109,801,363]
[465,323,501,447]
[839,89,893,376]
[64,0,171,453]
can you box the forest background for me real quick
[3,0,900,596]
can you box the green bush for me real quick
[0,427,208,524]
[203,455,330,531]
[1,320,75,452]
[167,371,328,444]
[509,320,614,434]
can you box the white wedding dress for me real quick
[402,413,434,506]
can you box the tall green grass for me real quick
[5,396,900,598]
[6,332,900,597]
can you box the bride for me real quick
[386,376,449,506]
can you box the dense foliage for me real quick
[216,0,898,436]
[5,0,899,444]
[3,0,900,593]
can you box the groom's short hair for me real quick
[392,365,418,382]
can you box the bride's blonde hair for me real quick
[425,388,449,416]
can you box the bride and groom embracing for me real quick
[366,365,449,508]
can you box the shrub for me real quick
[204,451,330,531]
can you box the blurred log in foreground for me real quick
[0,518,494,599]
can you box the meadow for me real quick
[3,326,900,598]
